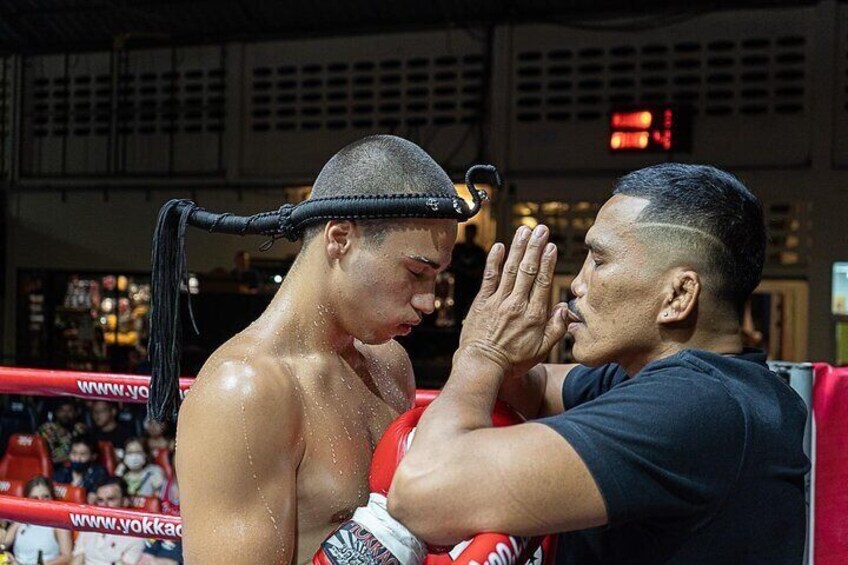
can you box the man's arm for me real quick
[45,528,72,565]
[390,225,607,544]
[176,359,305,564]
[498,363,578,419]
[71,537,86,565]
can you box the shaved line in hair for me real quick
[633,222,731,256]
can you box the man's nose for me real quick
[571,268,587,298]
[411,292,436,316]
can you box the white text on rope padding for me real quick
[468,536,531,565]
[68,512,182,539]
[75,380,188,402]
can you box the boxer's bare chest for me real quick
[290,350,408,561]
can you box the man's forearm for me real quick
[418,349,505,437]
[497,364,547,420]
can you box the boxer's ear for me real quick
[325,220,355,259]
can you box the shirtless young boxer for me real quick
[155,135,466,564]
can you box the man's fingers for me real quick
[476,243,505,300]
[528,242,557,310]
[499,226,532,296]
[541,303,569,356]
[512,225,550,298]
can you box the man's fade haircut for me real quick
[303,134,458,244]
[612,163,766,314]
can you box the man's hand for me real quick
[459,224,568,380]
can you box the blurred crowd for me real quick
[0,397,182,565]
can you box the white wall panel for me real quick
[170,45,225,174]
[63,52,112,175]
[21,55,67,176]
[239,30,487,178]
[506,7,815,172]
[121,49,174,174]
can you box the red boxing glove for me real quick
[370,407,424,494]
[315,396,557,565]
[314,408,427,565]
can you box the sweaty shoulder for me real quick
[179,350,305,456]
[360,339,415,413]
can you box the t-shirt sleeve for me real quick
[562,364,628,409]
[541,370,747,524]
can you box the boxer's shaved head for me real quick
[303,135,458,245]
[612,163,765,314]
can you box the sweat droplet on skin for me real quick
[240,401,282,539]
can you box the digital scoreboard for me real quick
[609,106,691,153]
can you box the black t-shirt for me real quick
[53,463,109,494]
[144,539,184,563]
[539,349,810,564]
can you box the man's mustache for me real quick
[567,300,584,323]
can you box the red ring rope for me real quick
[0,366,193,403]
[0,366,552,562]
[0,494,182,540]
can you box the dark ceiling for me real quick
[0,0,820,54]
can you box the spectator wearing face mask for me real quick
[52,436,108,504]
[115,438,165,498]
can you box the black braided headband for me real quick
[147,164,501,422]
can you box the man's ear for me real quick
[657,269,700,324]
[325,220,356,259]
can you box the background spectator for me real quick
[231,250,262,293]
[88,401,132,456]
[137,450,182,564]
[73,477,144,565]
[115,438,164,497]
[37,399,86,466]
[52,436,108,504]
[141,420,174,457]
[2,476,72,565]
[449,224,488,322]
[159,451,179,518]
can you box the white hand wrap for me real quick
[351,493,427,565]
